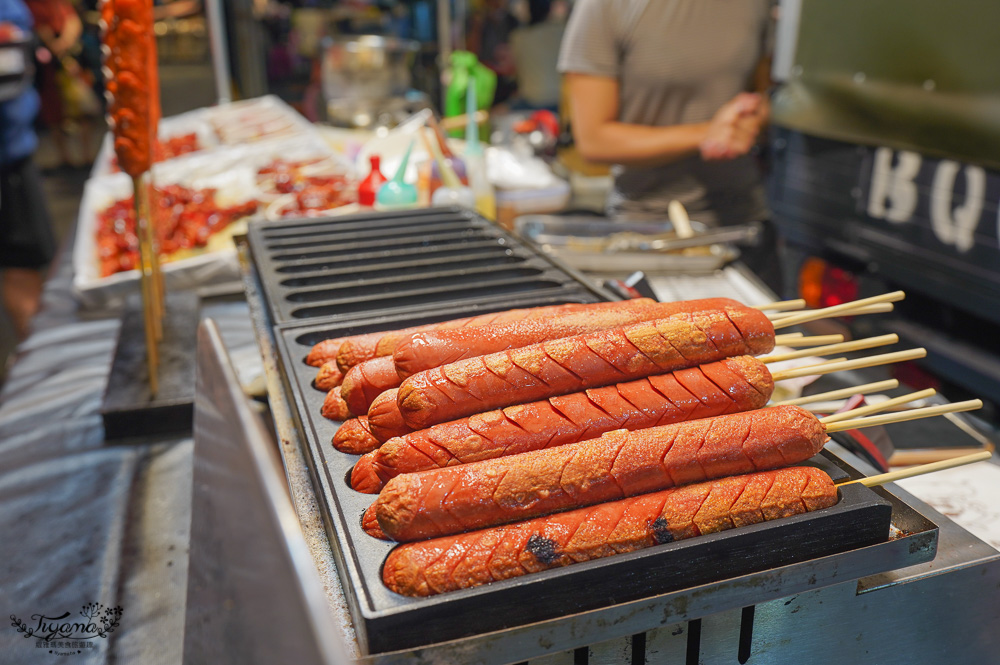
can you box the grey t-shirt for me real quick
[558,0,772,226]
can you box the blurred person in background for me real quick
[467,0,519,104]
[509,0,565,111]
[0,0,56,339]
[26,0,99,169]
[558,0,782,292]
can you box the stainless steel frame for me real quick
[233,239,1000,664]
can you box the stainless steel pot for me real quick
[321,35,421,128]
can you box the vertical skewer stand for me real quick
[100,173,200,441]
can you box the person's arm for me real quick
[153,0,202,21]
[566,73,712,167]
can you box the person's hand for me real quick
[700,93,765,161]
[50,34,76,59]
[61,55,81,76]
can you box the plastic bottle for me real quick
[464,81,497,220]
[358,155,387,207]
[427,115,467,190]
[421,128,475,209]
[375,140,419,210]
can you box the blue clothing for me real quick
[0,0,40,165]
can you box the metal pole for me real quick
[437,0,451,109]
[204,0,232,103]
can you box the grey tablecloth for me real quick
[0,252,261,665]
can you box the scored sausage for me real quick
[374,405,827,542]
[320,386,352,421]
[307,331,386,367]
[340,356,403,415]
[382,466,839,596]
[362,503,388,539]
[332,417,380,455]
[367,389,413,442]
[396,307,774,432]
[335,302,597,372]
[351,356,773,493]
[393,297,744,379]
[315,361,345,391]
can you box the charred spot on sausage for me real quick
[651,517,675,544]
[526,534,561,564]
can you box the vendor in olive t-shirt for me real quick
[558,0,782,292]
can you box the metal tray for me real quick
[246,207,608,323]
[273,313,937,654]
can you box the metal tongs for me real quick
[603,202,761,253]
[602,222,762,253]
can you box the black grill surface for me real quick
[246,207,606,323]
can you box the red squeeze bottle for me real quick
[358,155,387,207]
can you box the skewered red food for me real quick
[102,0,157,177]
[382,466,838,596]
[391,307,774,431]
[351,355,772,493]
[370,405,826,542]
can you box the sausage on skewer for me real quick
[392,297,745,378]
[307,331,386,368]
[330,298,744,398]
[352,355,772,493]
[320,386,351,421]
[367,389,412,442]
[333,301,595,372]
[331,417,380,455]
[315,361,345,390]
[394,307,774,432]
[371,405,826,542]
[340,356,403,415]
[382,466,838,596]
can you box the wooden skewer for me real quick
[769,302,895,321]
[770,348,926,382]
[136,174,163,341]
[838,451,993,487]
[145,176,165,334]
[825,399,983,434]
[774,332,803,340]
[755,299,806,312]
[439,109,489,131]
[772,291,905,329]
[773,379,899,407]
[132,175,159,396]
[819,388,937,424]
[762,334,898,364]
[771,302,895,325]
[772,334,845,348]
[838,302,895,316]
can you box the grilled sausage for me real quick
[331,417,380,454]
[335,302,598,372]
[375,405,827,542]
[320,386,352,421]
[315,361,345,391]
[393,298,744,379]
[341,356,403,416]
[367,389,413,442]
[382,466,839,596]
[307,331,386,367]
[362,503,388,539]
[351,356,773,493]
[397,307,774,432]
